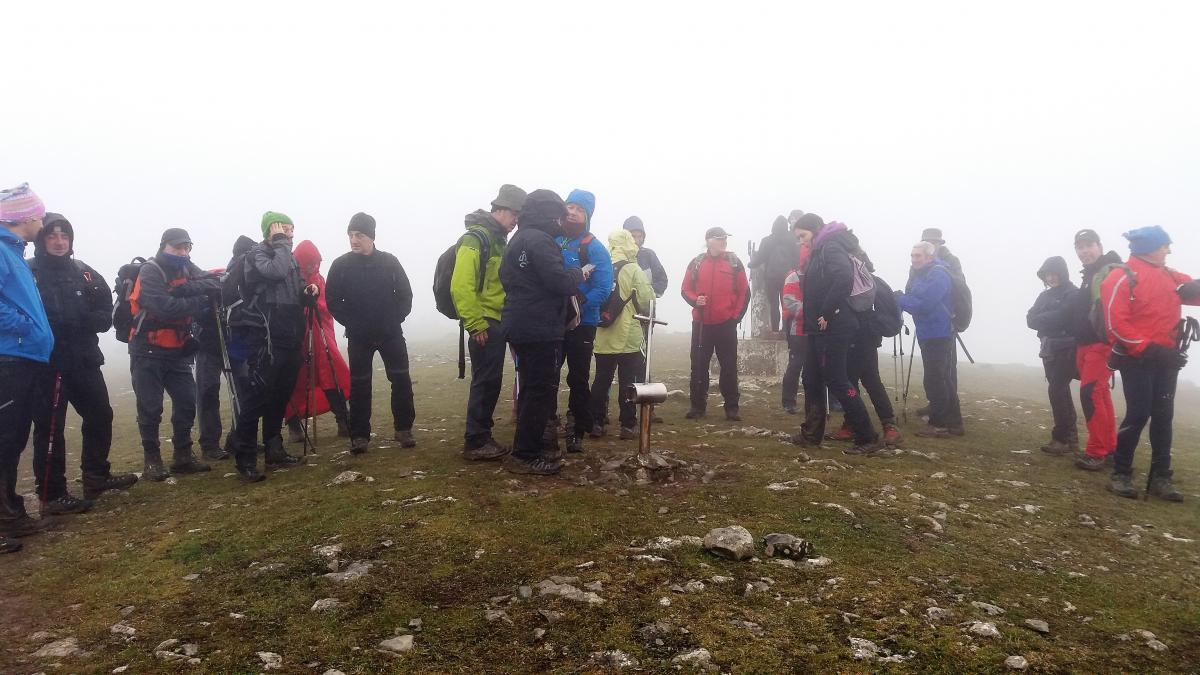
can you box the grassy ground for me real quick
[2,334,1198,674]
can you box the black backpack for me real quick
[112,257,151,343]
[598,261,642,328]
[866,274,903,338]
[948,268,973,333]
[432,229,490,321]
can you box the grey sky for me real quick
[6,1,1198,373]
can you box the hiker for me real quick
[789,216,880,454]
[825,233,903,448]
[780,219,812,414]
[0,183,54,553]
[128,228,221,481]
[326,212,417,455]
[284,240,351,445]
[749,215,799,332]
[1101,226,1199,501]
[499,190,585,475]
[554,189,612,455]
[897,241,964,437]
[681,226,750,421]
[1025,256,1079,456]
[622,216,669,298]
[1067,229,1122,471]
[589,230,654,439]
[451,185,526,461]
[194,235,254,461]
[909,227,966,418]
[28,213,137,516]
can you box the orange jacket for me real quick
[1102,255,1197,356]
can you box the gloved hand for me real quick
[1178,280,1200,301]
[1143,343,1187,370]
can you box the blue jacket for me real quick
[899,261,954,341]
[0,227,53,362]
[555,232,613,327]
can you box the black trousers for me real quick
[131,355,197,457]
[195,350,224,451]
[766,281,783,332]
[32,367,114,500]
[689,320,740,412]
[232,337,302,462]
[590,352,644,430]
[465,319,506,443]
[1113,359,1178,476]
[557,325,596,436]
[1042,349,1078,443]
[801,333,876,444]
[0,358,50,514]
[348,331,416,439]
[847,339,896,425]
[920,337,963,429]
[511,341,562,462]
[782,334,807,408]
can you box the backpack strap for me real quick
[462,229,490,294]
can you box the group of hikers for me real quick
[0,181,1195,556]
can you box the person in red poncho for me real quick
[285,240,351,441]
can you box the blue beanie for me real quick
[565,189,596,222]
[1124,225,1172,256]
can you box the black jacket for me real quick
[27,252,111,371]
[326,248,412,341]
[802,224,859,336]
[1026,256,1077,357]
[233,235,306,349]
[499,190,585,344]
[1067,250,1122,345]
[130,252,220,359]
[750,216,799,284]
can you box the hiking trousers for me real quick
[0,358,51,513]
[1076,343,1115,458]
[131,355,197,457]
[557,325,596,436]
[465,319,506,444]
[919,337,963,429]
[232,337,302,461]
[801,333,876,444]
[848,338,896,424]
[689,320,740,412]
[590,351,644,430]
[32,366,114,501]
[195,349,224,451]
[782,334,806,409]
[510,340,562,462]
[347,330,416,438]
[1113,358,1178,477]
[1042,347,1078,444]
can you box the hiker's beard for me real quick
[562,220,586,239]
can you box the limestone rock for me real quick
[378,635,414,654]
[31,637,82,659]
[311,598,342,613]
[257,651,283,670]
[762,533,812,560]
[1023,619,1050,634]
[969,621,1001,638]
[1005,655,1029,670]
[703,526,755,560]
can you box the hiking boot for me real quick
[882,423,903,447]
[947,425,966,437]
[619,426,637,441]
[200,445,230,461]
[142,453,171,482]
[844,438,885,456]
[1148,472,1184,502]
[824,422,854,442]
[725,408,742,422]
[264,438,301,467]
[791,432,821,448]
[40,493,93,516]
[349,437,370,455]
[170,449,211,475]
[566,434,584,454]
[914,424,950,439]
[287,417,305,444]
[588,423,606,439]
[685,409,705,420]
[1108,473,1139,499]
[782,405,798,415]
[1075,454,1108,472]
[915,405,931,418]
[82,472,138,500]
[0,536,20,554]
[462,438,510,461]
[1040,439,1073,456]
[502,454,562,476]
[236,464,265,483]
[0,514,50,538]
[394,430,417,448]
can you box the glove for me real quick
[1178,280,1200,301]
[1143,343,1187,370]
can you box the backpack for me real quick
[598,261,642,328]
[688,252,744,292]
[847,255,877,312]
[112,257,150,343]
[433,229,490,321]
[867,274,903,338]
[1088,263,1137,339]
[948,267,972,333]
[221,249,254,312]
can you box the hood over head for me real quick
[565,189,596,229]
[608,229,639,264]
[812,220,848,249]
[519,189,567,236]
[771,215,788,235]
[294,239,322,278]
[1037,255,1070,282]
[35,212,74,257]
[464,209,506,237]
[233,234,256,257]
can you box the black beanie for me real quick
[348,212,376,239]
[795,213,825,233]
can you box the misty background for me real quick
[6,1,1198,381]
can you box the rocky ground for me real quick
[2,335,1198,673]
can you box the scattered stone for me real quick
[378,635,414,654]
[659,597,671,607]
[683,580,706,593]
[228,612,245,619]
[805,556,833,568]
[517,585,533,599]
[762,533,812,560]
[484,609,513,625]
[730,619,764,635]
[311,598,342,613]
[647,536,683,551]
[969,621,1001,638]
[535,579,605,605]
[1005,655,1029,670]
[181,643,199,657]
[710,575,733,584]
[31,637,82,659]
[257,651,283,669]
[590,650,639,669]
[533,628,546,640]
[766,481,799,491]
[251,562,286,576]
[538,610,563,623]
[181,573,200,581]
[971,601,1005,616]
[119,605,136,617]
[1147,639,1169,652]
[327,470,374,486]
[408,618,423,633]
[1163,533,1195,543]
[703,525,755,560]
[323,561,371,583]
[673,648,714,669]
[631,554,669,563]
[930,472,947,479]
[1023,619,1050,634]
[678,535,705,547]
[28,630,55,643]
[918,516,944,534]
[109,621,136,637]
[1078,514,1097,527]
[312,543,343,561]
[849,637,880,660]
[926,606,955,622]
[823,503,855,518]
[323,670,347,675]
[584,581,603,592]
[154,639,180,652]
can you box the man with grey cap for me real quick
[453,185,527,461]
[622,216,669,298]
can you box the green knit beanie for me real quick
[261,210,294,239]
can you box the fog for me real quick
[6,1,1198,378]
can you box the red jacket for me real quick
[681,251,750,325]
[1102,255,1197,356]
[780,244,811,336]
[286,240,352,418]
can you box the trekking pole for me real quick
[303,306,317,455]
[41,372,63,502]
[213,303,241,424]
[954,332,976,364]
[902,326,916,423]
[892,335,900,405]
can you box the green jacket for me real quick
[595,230,654,355]
[451,211,508,335]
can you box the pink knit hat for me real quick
[0,183,46,223]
